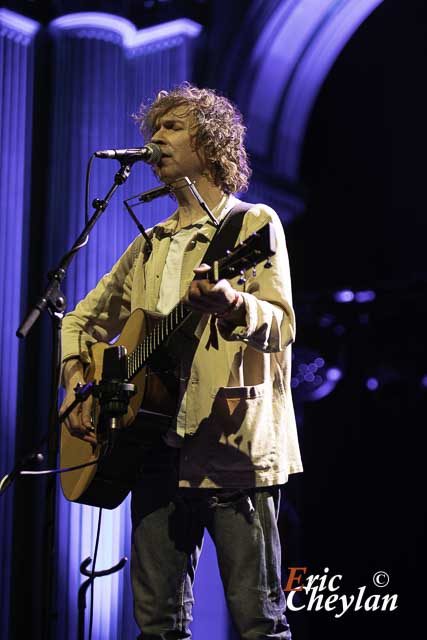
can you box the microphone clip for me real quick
[93,345,136,454]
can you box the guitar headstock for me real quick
[208,222,277,283]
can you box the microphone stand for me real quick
[14,160,135,640]
[78,556,128,640]
[9,170,216,639]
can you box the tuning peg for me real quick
[264,259,273,269]
[238,270,246,285]
[252,265,257,277]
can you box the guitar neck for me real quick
[124,221,276,381]
[126,301,191,380]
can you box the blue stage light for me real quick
[366,377,379,391]
[333,289,355,303]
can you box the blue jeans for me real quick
[130,434,291,639]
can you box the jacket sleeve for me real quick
[218,205,296,353]
[61,235,144,365]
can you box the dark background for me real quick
[4,1,426,638]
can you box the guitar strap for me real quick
[193,200,254,277]
[176,200,254,351]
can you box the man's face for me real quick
[150,107,209,184]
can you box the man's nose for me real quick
[151,129,167,146]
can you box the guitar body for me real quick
[60,308,179,509]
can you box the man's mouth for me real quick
[157,153,172,167]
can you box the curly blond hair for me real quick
[134,82,251,194]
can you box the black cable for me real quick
[88,507,103,640]
[18,458,99,477]
[53,153,95,268]
[85,154,95,225]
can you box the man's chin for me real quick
[155,164,171,177]
[155,168,183,185]
[157,174,175,185]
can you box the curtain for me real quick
[0,10,40,640]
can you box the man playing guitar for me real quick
[60,83,302,639]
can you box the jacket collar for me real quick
[152,194,238,240]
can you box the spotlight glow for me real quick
[366,377,379,391]
[291,348,343,402]
[333,289,355,303]
[326,367,343,382]
[355,290,376,303]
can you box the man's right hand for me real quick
[59,359,97,445]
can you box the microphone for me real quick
[94,142,162,164]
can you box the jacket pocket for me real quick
[214,382,266,400]
[210,383,266,431]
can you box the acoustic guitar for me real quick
[60,222,276,508]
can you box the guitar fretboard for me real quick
[124,222,275,381]
[126,301,190,379]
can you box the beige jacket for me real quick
[62,199,303,488]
